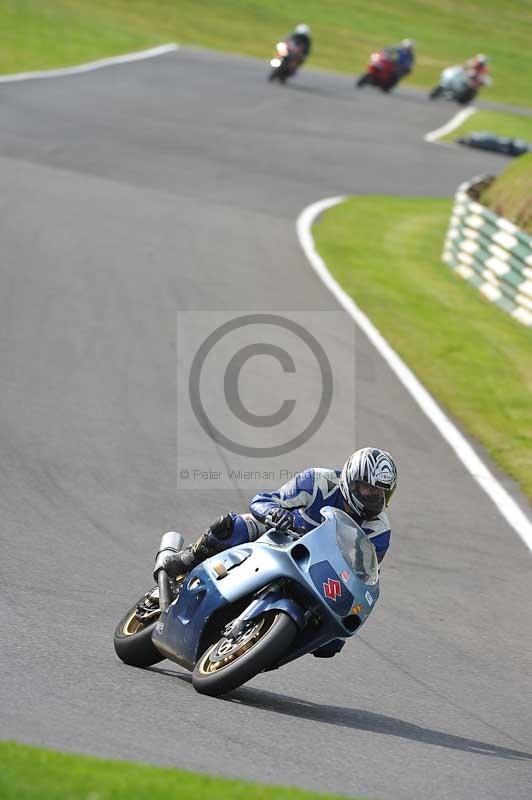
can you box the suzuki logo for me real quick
[323,578,342,601]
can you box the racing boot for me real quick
[161,514,234,578]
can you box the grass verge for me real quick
[442,109,532,145]
[479,153,532,233]
[0,0,531,107]
[0,741,354,800]
[314,195,532,500]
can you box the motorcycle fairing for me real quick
[152,507,380,671]
[309,561,355,616]
[151,564,226,670]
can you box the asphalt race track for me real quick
[1,47,531,800]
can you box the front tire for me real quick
[356,73,371,88]
[429,85,443,99]
[114,589,164,668]
[269,63,289,84]
[192,611,297,697]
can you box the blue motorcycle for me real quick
[113,507,380,696]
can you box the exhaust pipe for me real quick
[154,531,184,612]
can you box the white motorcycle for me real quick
[429,65,480,104]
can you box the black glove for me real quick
[266,507,294,532]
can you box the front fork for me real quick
[223,582,308,641]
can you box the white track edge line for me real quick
[296,196,532,553]
[424,106,477,142]
[0,43,178,83]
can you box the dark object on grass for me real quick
[456,131,531,157]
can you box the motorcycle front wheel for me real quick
[192,611,297,697]
[113,588,164,668]
[356,73,371,88]
[269,66,289,84]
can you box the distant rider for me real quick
[287,23,312,61]
[464,53,491,88]
[384,38,415,87]
[158,447,398,658]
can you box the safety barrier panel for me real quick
[442,176,532,327]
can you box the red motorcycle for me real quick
[356,50,399,92]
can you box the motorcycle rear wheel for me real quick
[192,611,297,697]
[113,589,164,668]
[457,87,476,104]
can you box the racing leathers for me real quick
[246,468,391,558]
[288,32,311,59]
[464,59,490,89]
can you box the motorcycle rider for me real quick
[464,53,491,88]
[288,23,312,60]
[159,447,398,657]
[384,38,415,87]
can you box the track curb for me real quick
[0,43,178,83]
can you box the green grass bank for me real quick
[443,110,532,146]
[0,0,531,107]
[314,195,532,500]
[0,742,355,800]
[479,153,532,233]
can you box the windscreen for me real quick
[335,517,379,586]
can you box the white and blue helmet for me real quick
[294,24,311,36]
[340,447,398,518]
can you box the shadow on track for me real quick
[148,666,531,761]
[148,666,192,681]
[227,686,532,762]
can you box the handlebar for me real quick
[264,519,303,540]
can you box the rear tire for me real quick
[458,87,476,104]
[192,611,297,697]
[382,77,398,93]
[113,590,164,668]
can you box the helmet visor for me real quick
[356,481,384,499]
[355,481,385,516]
